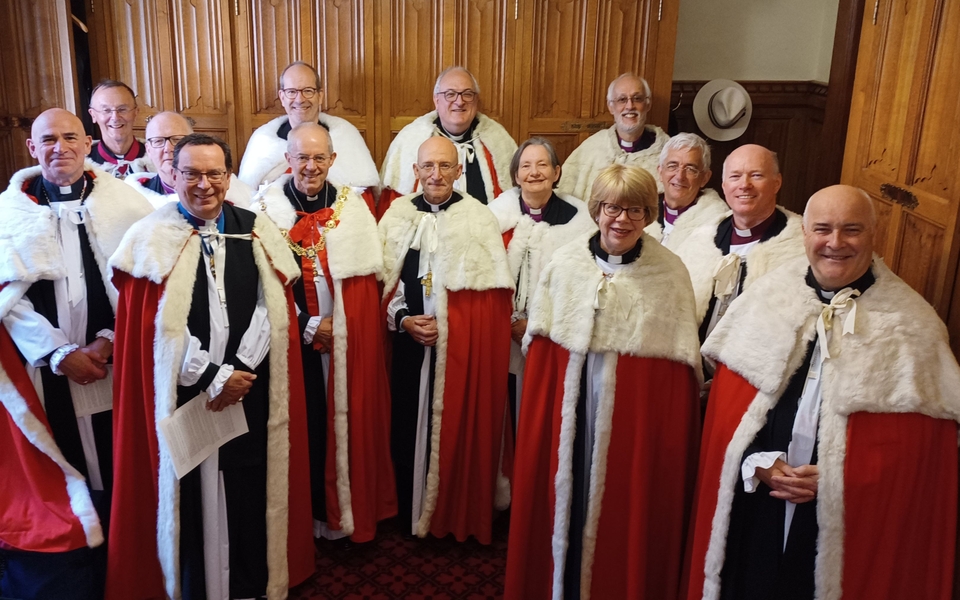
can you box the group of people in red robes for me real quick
[3,64,960,600]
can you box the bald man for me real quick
[253,123,396,543]
[380,136,514,543]
[238,61,380,212]
[683,185,960,600]
[379,66,518,215]
[670,144,804,346]
[126,111,253,208]
[0,108,151,598]
[558,73,670,200]
[87,79,154,178]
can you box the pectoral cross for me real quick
[421,271,433,297]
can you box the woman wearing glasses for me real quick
[505,164,702,600]
[488,137,595,433]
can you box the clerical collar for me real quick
[415,191,462,213]
[177,202,224,232]
[520,193,554,223]
[40,173,92,203]
[96,138,143,164]
[805,266,876,304]
[731,210,778,245]
[284,177,335,212]
[663,197,697,225]
[277,118,330,140]
[617,127,656,154]
[589,231,642,265]
[434,117,479,142]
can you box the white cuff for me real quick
[741,451,787,493]
[206,364,235,400]
[50,344,80,375]
[303,316,322,345]
[96,329,115,343]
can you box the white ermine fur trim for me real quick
[558,125,668,200]
[0,163,153,311]
[110,202,194,283]
[488,189,596,299]
[643,188,729,249]
[577,353,619,600]
[330,278,355,535]
[524,233,701,379]
[379,111,517,195]
[698,257,960,600]
[379,193,514,299]
[238,114,380,189]
[255,178,383,281]
[673,206,804,324]
[416,282,449,537]
[550,351,587,599]
[0,364,104,548]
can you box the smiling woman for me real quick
[587,164,658,256]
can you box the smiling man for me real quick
[106,133,313,600]
[0,108,152,599]
[380,136,514,543]
[558,73,670,201]
[87,80,154,178]
[253,123,397,544]
[683,185,960,600]
[379,66,518,214]
[238,62,380,212]
[126,111,253,208]
[670,143,804,345]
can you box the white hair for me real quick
[658,132,712,172]
[606,73,651,102]
[434,66,481,95]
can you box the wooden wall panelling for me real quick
[842,0,960,315]
[671,81,827,216]
[0,0,78,183]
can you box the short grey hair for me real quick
[658,132,712,172]
[509,137,561,188]
[434,66,481,95]
[606,73,651,102]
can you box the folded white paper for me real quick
[69,366,114,417]
[158,393,249,479]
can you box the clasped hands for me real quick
[59,337,113,385]
[403,315,438,347]
[756,458,819,503]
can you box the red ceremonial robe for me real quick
[682,257,960,600]
[504,232,703,600]
[379,191,515,543]
[254,178,396,542]
[105,203,313,600]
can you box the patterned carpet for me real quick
[290,515,509,600]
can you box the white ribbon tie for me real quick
[411,213,439,279]
[815,288,860,359]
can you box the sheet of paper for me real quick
[70,366,114,417]
[158,393,249,480]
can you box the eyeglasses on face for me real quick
[436,89,477,103]
[611,94,648,107]
[663,162,702,178]
[600,202,646,221]
[176,168,227,183]
[417,162,458,175]
[293,154,332,166]
[146,135,186,149]
[281,87,319,99]
[93,106,135,117]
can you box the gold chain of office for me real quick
[282,186,348,273]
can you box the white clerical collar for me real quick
[528,207,542,215]
[59,185,73,195]
[820,289,836,300]
[429,194,454,212]
[665,205,680,216]
[605,253,623,265]
[734,225,752,237]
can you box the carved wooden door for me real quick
[514,0,678,163]
[0,0,78,183]
[88,0,239,150]
[842,0,960,327]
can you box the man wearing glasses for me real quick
[380,136,514,544]
[0,108,151,599]
[126,111,253,209]
[559,73,669,201]
[87,80,154,178]
[239,61,380,214]
[379,66,518,216]
[107,133,313,599]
